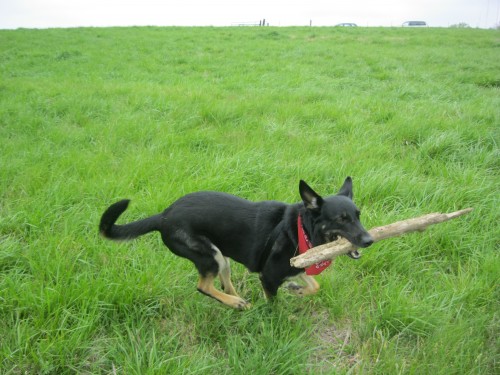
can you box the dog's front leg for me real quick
[287,273,320,296]
[259,273,280,300]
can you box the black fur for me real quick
[99,177,373,303]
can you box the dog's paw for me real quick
[286,282,305,296]
[228,296,252,310]
[235,299,252,310]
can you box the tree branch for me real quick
[290,208,473,269]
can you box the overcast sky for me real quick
[1,0,499,29]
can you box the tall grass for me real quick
[0,26,498,373]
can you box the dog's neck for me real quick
[297,207,314,240]
[297,214,313,251]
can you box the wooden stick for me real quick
[290,208,473,269]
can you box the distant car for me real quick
[335,23,357,27]
[402,21,427,27]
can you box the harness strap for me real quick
[297,214,332,275]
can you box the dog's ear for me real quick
[299,180,324,210]
[337,176,353,199]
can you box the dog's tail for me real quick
[99,199,162,240]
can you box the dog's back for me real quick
[160,191,288,271]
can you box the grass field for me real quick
[0,26,499,374]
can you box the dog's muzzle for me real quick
[325,231,374,259]
[347,234,374,259]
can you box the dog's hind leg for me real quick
[196,245,250,309]
[197,273,250,309]
[162,231,250,309]
[219,257,239,296]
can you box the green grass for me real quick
[0,26,499,374]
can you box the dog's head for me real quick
[299,177,373,259]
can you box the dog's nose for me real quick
[360,234,374,248]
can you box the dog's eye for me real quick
[339,213,351,223]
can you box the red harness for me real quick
[297,215,332,275]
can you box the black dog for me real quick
[99,177,373,309]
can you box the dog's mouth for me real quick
[347,250,361,259]
[324,231,370,260]
[325,233,340,243]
